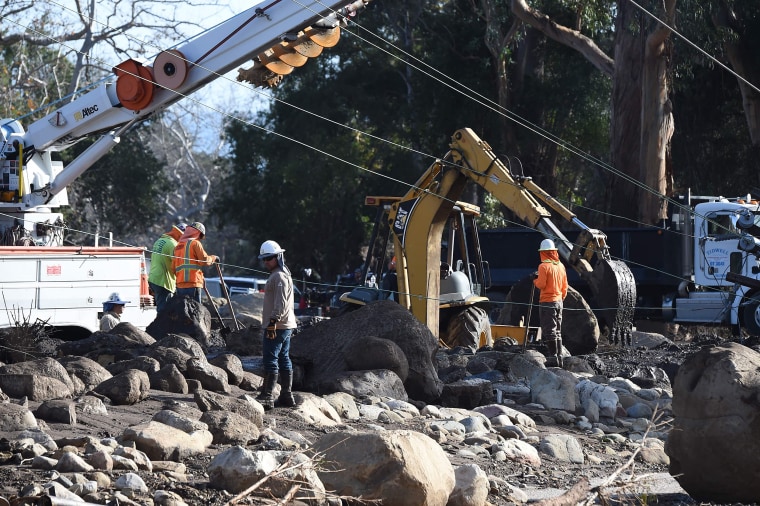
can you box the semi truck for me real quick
[480,191,760,335]
[0,0,372,336]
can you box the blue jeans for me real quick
[149,282,173,313]
[262,328,293,374]
[176,287,201,304]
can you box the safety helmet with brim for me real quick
[189,222,206,238]
[259,240,285,259]
[102,292,130,305]
[538,239,557,251]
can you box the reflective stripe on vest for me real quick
[176,239,202,284]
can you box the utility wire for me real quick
[626,0,760,95]
[11,0,740,240]
[2,2,758,317]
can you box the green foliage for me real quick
[215,0,500,280]
[0,40,76,120]
[61,123,171,243]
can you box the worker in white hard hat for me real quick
[148,222,187,313]
[257,239,298,410]
[533,238,568,366]
[100,292,130,331]
[172,221,219,304]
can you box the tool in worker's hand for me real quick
[215,261,242,331]
[203,282,230,337]
[523,279,536,353]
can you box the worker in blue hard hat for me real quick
[100,292,130,331]
[148,222,187,313]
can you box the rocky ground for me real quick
[0,319,749,505]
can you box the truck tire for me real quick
[742,293,760,336]
[443,306,492,351]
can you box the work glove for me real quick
[266,318,277,339]
[531,271,539,280]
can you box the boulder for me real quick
[291,301,442,403]
[93,369,150,405]
[58,327,154,364]
[665,342,760,503]
[57,356,112,393]
[0,358,75,400]
[146,296,212,349]
[311,430,455,506]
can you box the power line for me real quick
[2,1,758,321]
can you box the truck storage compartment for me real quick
[674,292,730,323]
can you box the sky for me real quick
[165,0,271,152]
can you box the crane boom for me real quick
[0,0,371,242]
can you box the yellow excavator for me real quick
[339,128,636,350]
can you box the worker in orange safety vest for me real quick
[533,238,568,367]
[172,222,218,304]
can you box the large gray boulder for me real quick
[665,342,760,502]
[290,301,442,403]
[146,296,212,349]
[0,358,76,400]
[58,325,155,364]
[93,369,150,405]
[146,334,207,373]
[311,430,455,505]
[57,356,113,393]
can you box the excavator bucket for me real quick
[303,26,341,48]
[588,258,636,346]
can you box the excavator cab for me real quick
[338,196,495,350]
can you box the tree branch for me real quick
[510,0,614,77]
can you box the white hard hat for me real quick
[538,239,557,251]
[259,240,285,259]
[103,292,130,305]
[189,222,206,236]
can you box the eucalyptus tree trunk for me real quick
[638,0,675,225]
[508,0,676,226]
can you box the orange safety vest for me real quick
[173,239,210,288]
[534,250,568,303]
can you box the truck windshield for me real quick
[706,214,736,236]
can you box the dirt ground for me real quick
[1,322,750,505]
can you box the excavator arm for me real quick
[390,128,635,345]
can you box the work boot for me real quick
[275,369,296,408]
[544,339,561,367]
[256,372,278,410]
